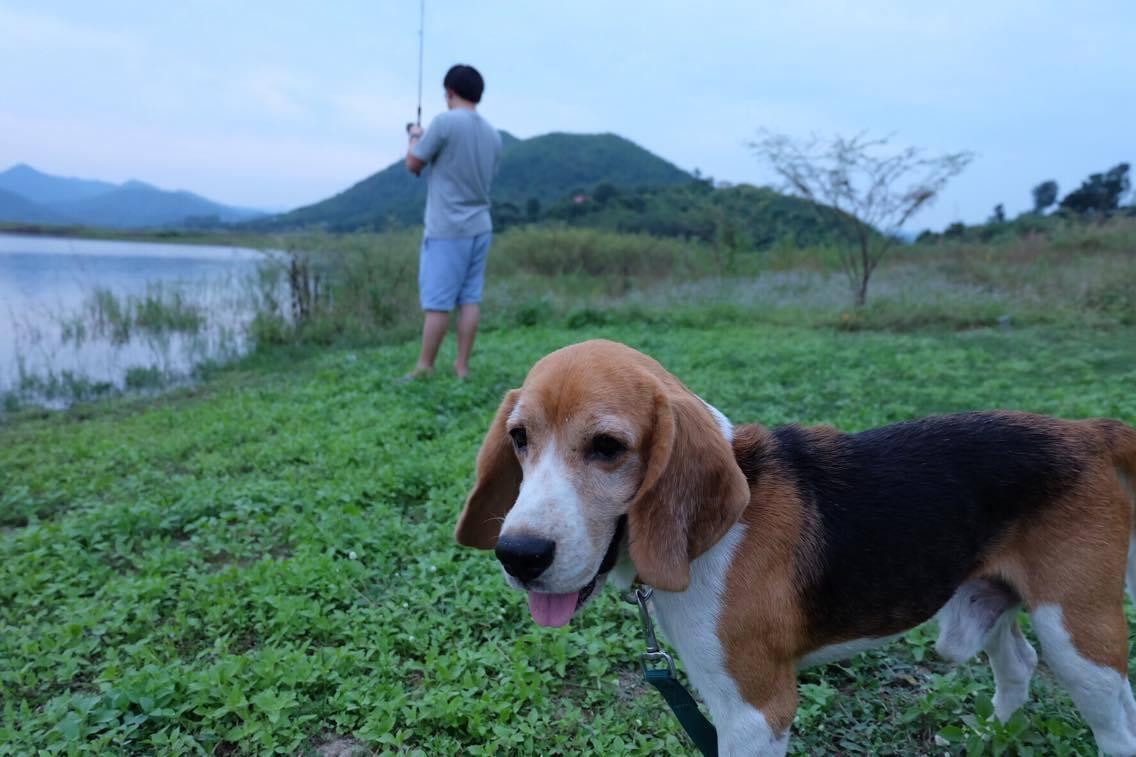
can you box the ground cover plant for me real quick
[2,317,1135,754]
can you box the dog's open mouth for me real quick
[527,515,626,628]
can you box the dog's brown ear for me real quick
[628,386,750,591]
[456,389,522,549]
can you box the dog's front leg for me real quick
[705,662,796,757]
[652,590,796,755]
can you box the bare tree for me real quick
[750,131,974,306]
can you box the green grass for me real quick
[78,286,206,347]
[2,321,1135,754]
[229,219,1136,359]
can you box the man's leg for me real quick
[454,303,479,378]
[454,232,491,378]
[407,235,461,379]
[414,309,450,375]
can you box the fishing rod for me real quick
[416,0,424,128]
[407,0,425,133]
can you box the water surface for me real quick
[0,234,268,403]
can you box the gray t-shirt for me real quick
[411,109,502,239]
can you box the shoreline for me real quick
[0,221,278,250]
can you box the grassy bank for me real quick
[3,320,1135,753]
[250,219,1136,351]
[4,217,1132,411]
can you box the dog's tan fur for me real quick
[456,339,1136,754]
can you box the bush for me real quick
[254,231,421,345]
[490,226,710,278]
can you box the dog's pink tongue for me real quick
[528,591,579,627]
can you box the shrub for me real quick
[254,231,421,345]
[490,226,711,279]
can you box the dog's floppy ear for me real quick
[455,389,521,549]
[628,385,750,591]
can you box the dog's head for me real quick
[455,340,750,626]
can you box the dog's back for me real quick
[731,411,1136,754]
[760,414,1110,635]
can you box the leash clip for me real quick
[626,585,676,678]
[624,585,719,755]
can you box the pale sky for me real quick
[1,1,1133,228]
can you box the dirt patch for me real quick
[314,734,371,757]
[614,664,650,702]
[269,542,293,560]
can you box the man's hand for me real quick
[406,124,426,176]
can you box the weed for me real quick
[123,365,166,391]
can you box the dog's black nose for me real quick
[495,534,556,583]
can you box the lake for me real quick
[0,234,270,405]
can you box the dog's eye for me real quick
[509,427,528,451]
[590,434,626,462]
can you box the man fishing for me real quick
[403,64,502,380]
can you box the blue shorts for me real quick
[418,232,492,311]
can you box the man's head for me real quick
[444,64,484,108]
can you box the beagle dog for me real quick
[455,339,1136,756]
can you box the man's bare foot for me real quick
[397,366,434,383]
[454,362,469,380]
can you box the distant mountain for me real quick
[0,163,116,205]
[0,188,72,225]
[254,131,693,232]
[0,164,266,229]
[51,185,264,228]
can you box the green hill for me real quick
[537,180,859,248]
[255,131,692,232]
[253,130,860,248]
[255,160,427,233]
[491,132,691,204]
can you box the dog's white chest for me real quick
[649,524,788,756]
[651,525,744,709]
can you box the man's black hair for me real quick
[443,64,484,104]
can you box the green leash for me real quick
[628,587,718,757]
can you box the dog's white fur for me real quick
[459,341,1136,755]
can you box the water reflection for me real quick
[0,234,274,406]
